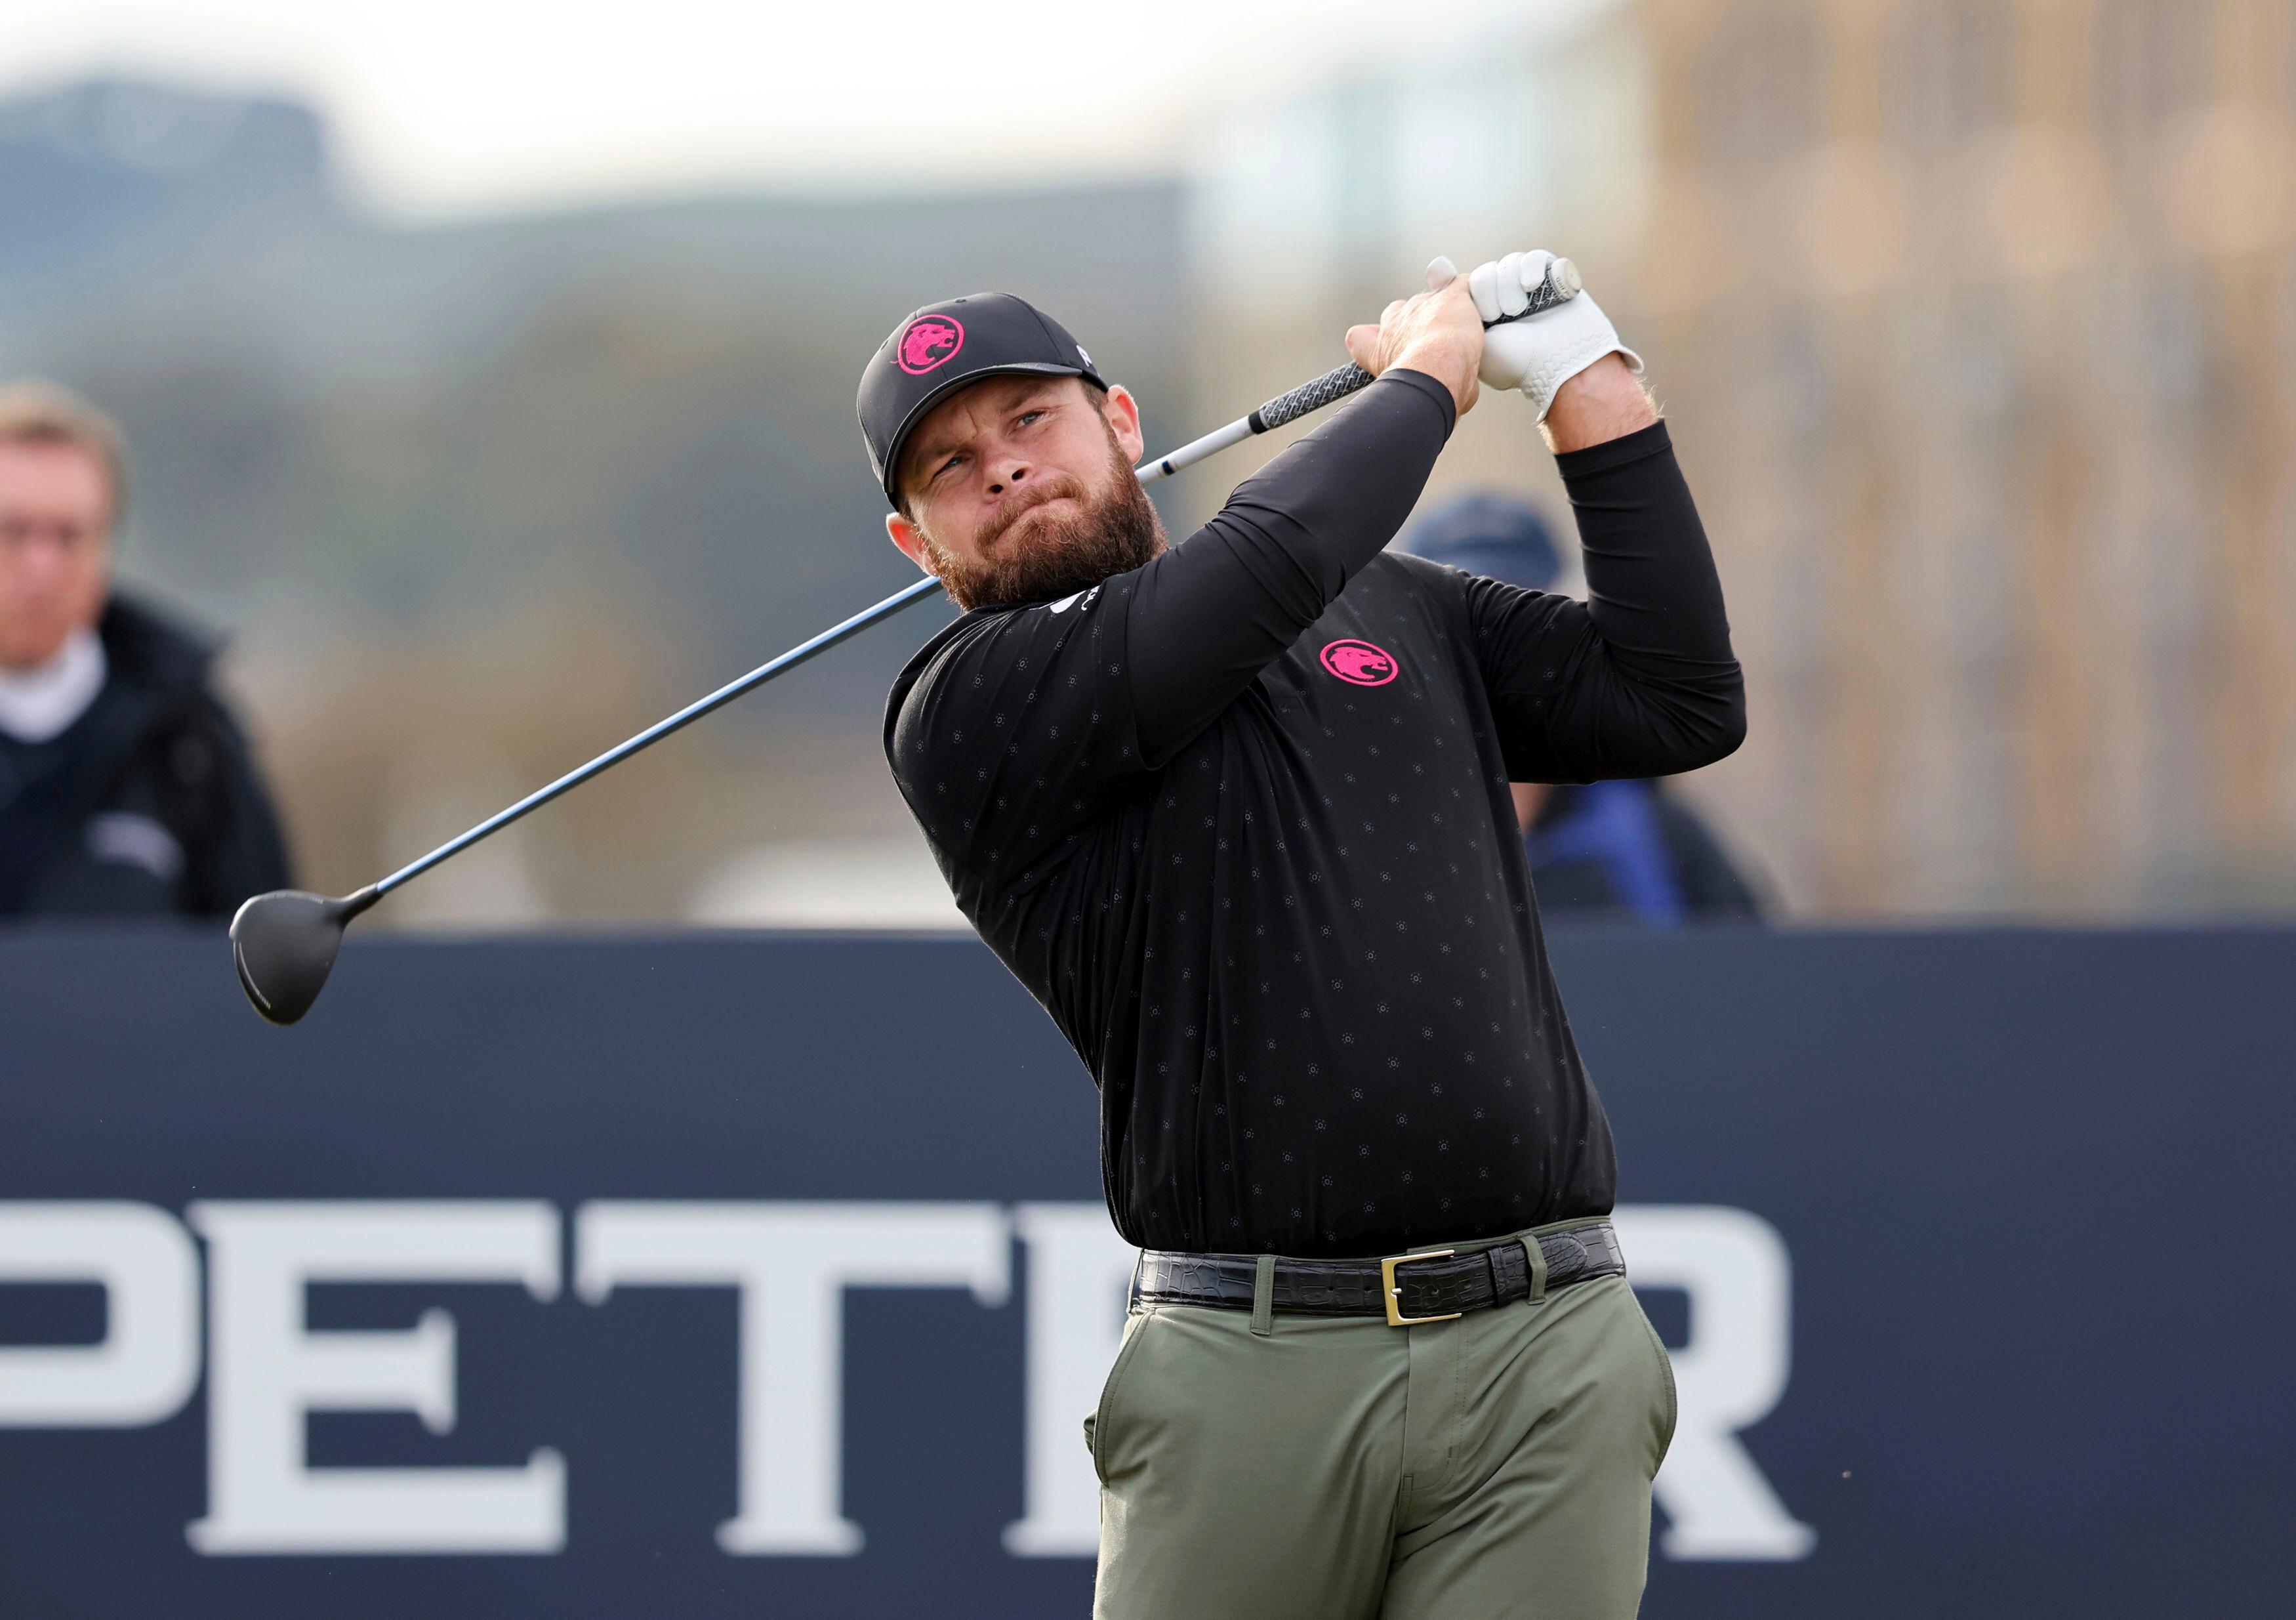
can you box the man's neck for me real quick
[0,626,108,743]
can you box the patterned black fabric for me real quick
[886,381,1742,1258]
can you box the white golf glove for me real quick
[1459,249,1641,423]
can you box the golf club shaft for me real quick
[1138,256,1580,486]
[375,577,944,894]
[373,274,1578,899]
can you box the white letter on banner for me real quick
[184,1201,564,1555]
[1612,1204,1817,1560]
[1002,1202,1138,1556]
[574,1201,1010,1556]
[0,1202,200,1426]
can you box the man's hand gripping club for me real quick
[1349,253,1658,454]
[1344,266,1486,419]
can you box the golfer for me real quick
[860,251,1742,1619]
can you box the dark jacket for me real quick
[1525,778,1763,925]
[0,592,291,919]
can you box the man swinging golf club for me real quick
[868,253,1739,1619]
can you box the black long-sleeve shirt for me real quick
[0,594,292,919]
[886,368,1743,1257]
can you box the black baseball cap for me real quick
[857,293,1105,507]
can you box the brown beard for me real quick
[918,425,1166,612]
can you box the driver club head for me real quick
[229,888,378,1026]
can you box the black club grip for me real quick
[1250,363,1374,432]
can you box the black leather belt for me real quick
[1134,1220,1625,1327]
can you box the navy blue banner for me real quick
[1,927,2291,1617]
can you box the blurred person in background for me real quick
[1408,493,1764,926]
[0,381,290,919]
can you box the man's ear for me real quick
[886,510,935,575]
[1101,384,1147,465]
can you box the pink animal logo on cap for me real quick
[1320,638,1398,687]
[897,314,966,375]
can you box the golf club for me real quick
[1138,253,1580,484]
[230,257,1582,1024]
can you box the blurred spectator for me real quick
[1406,493,1763,926]
[0,381,290,919]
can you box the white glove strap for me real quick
[1462,250,1645,423]
[1521,289,1641,423]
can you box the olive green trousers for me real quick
[1087,1220,1677,1620]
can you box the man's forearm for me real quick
[1128,369,1456,760]
[1542,354,1658,453]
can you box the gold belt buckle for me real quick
[1380,1249,1463,1327]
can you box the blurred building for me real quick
[1185,0,2296,919]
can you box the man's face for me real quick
[0,438,112,670]
[886,375,1166,611]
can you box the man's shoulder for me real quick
[99,591,221,695]
[1333,550,1473,636]
[1374,548,1455,582]
[884,583,1123,744]
[93,592,268,770]
[882,602,1023,748]
[1361,548,1471,601]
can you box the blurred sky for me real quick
[0,0,1607,217]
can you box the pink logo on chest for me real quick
[1319,638,1398,687]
